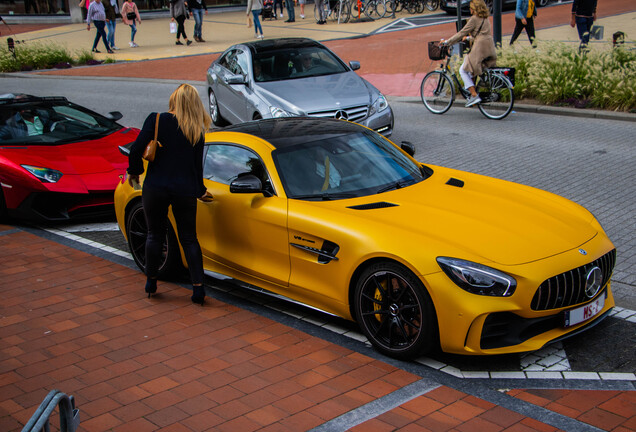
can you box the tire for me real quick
[420,71,454,114]
[0,189,7,222]
[415,0,425,14]
[476,72,515,120]
[537,0,549,6]
[368,0,386,19]
[425,0,439,11]
[339,0,351,22]
[385,0,396,14]
[208,89,227,127]
[354,261,437,359]
[394,0,404,12]
[125,201,181,279]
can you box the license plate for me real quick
[563,291,606,328]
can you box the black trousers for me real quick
[175,15,188,40]
[142,188,203,285]
[510,17,536,45]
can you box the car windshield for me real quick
[273,130,427,200]
[0,99,121,145]
[253,45,349,83]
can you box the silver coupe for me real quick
[206,38,394,136]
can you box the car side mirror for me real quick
[401,141,415,157]
[225,74,247,85]
[349,61,360,71]
[230,174,265,194]
[107,111,123,121]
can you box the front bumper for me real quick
[424,235,616,355]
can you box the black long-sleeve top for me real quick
[188,0,207,11]
[128,112,206,198]
[571,0,597,17]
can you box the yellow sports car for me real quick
[114,118,616,359]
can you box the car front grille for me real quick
[307,105,369,123]
[530,249,616,311]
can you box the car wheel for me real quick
[125,201,181,279]
[0,189,7,222]
[354,261,437,359]
[208,89,227,127]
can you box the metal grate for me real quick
[531,249,616,311]
[307,105,369,122]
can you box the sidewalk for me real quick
[1,223,634,431]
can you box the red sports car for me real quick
[0,94,138,221]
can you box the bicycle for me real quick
[315,0,351,23]
[420,42,515,120]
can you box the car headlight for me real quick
[21,165,63,183]
[369,94,389,116]
[437,257,516,297]
[270,107,294,118]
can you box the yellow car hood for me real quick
[332,167,598,267]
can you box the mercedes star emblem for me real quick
[584,266,603,299]
[334,110,348,120]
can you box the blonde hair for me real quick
[169,84,212,146]
[470,0,490,18]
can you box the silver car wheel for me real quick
[209,90,219,123]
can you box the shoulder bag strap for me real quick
[154,112,161,147]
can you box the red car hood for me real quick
[2,128,138,176]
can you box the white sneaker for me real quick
[257,34,264,39]
[465,95,482,107]
[111,46,119,50]
[301,14,305,18]
[129,41,134,47]
[132,42,139,48]
[279,13,283,17]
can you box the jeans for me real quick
[192,8,204,38]
[129,23,137,42]
[91,20,110,51]
[273,0,283,15]
[252,9,263,35]
[575,16,594,48]
[142,188,204,285]
[106,19,116,48]
[286,0,295,21]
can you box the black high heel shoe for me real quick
[191,285,205,305]
[145,278,157,298]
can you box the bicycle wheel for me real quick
[339,0,351,22]
[369,0,387,19]
[420,71,454,114]
[394,0,404,12]
[415,0,425,13]
[425,0,439,11]
[386,0,397,14]
[476,72,515,120]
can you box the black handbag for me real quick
[127,11,136,20]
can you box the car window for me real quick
[203,143,273,194]
[0,101,119,145]
[253,45,348,82]
[273,131,425,199]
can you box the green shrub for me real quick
[0,42,107,72]
[496,41,636,112]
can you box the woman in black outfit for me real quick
[127,84,212,305]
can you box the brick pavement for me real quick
[1,222,635,430]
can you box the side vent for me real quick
[446,178,464,188]
[347,202,398,210]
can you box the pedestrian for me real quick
[441,0,496,107]
[86,0,114,54]
[126,84,212,305]
[273,0,283,19]
[298,0,306,19]
[103,0,119,50]
[189,0,207,42]
[170,0,192,46]
[570,0,597,51]
[285,0,295,22]
[79,0,89,21]
[247,0,264,39]
[121,0,141,47]
[316,0,326,24]
[509,0,536,46]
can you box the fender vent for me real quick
[446,178,464,188]
[347,202,398,210]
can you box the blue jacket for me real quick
[515,0,537,20]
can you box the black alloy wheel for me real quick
[354,261,437,359]
[125,201,181,279]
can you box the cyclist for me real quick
[441,0,497,107]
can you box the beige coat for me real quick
[447,15,497,76]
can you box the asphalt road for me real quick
[2,76,634,380]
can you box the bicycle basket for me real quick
[428,41,448,61]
